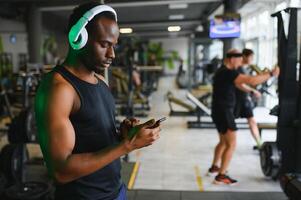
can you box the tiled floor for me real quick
[126,76,281,192]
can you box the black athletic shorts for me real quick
[235,98,254,118]
[211,107,238,134]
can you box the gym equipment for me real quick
[0,173,6,196]
[261,8,301,184]
[5,182,51,200]
[18,53,28,70]
[0,143,52,199]
[68,5,117,50]
[270,105,279,116]
[186,92,250,129]
[0,144,29,185]
[257,123,277,136]
[137,65,162,95]
[249,64,270,75]
[111,67,150,117]
[7,70,40,144]
[280,174,301,200]
[0,88,14,119]
[166,91,195,116]
[0,61,50,198]
[260,142,281,180]
[0,53,13,81]
[186,92,214,128]
[8,107,37,143]
[187,92,211,116]
[166,86,212,117]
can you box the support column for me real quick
[27,4,42,64]
[223,0,239,55]
[202,44,210,61]
[188,37,195,91]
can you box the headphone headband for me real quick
[83,5,117,22]
[69,5,117,50]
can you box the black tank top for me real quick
[53,66,122,200]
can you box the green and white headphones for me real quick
[68,5,117,50]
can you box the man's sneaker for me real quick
[213,174,238,185]
[206,165,220,176]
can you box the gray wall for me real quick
[0,17,27,71]
[0,16,69,71]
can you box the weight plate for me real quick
[0,144,29,185]
[8,107,37,143]
[5,181,51,200]
[260,142,281,178]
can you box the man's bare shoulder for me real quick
[38,70,75,98]
[35,70,75,122]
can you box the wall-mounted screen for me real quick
[209,17,241,39]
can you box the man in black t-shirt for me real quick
[207,49,279,185]
[235,49,262,149]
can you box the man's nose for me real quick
[107,46,115,59]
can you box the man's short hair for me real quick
[226,49,242,58]
[242,48,254,57]
[67,1,117,35]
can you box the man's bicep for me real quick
[46,83,76,170]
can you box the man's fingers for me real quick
[144,119,156,127]
[130,118,140,126]
[152,126,161,133]
[123,119,131,126]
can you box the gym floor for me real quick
[0,76,287,199]
[124,76,282,192]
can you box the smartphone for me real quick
[156,117,167,124]
[128,117,167,139]
[148,117,167,129]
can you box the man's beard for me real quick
[84,61,104,74]
[93,66,103,74]
[80,55,107,75]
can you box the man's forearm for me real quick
[54,141,129,184]
[236,83,254,93]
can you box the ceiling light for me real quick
[169,15,184,20]
[168,26,181,32]
[169,3,188,9]
[119,28,133,34]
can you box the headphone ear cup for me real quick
[69,27,88,50]
[78,28,88,49]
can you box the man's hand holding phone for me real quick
[123,117,166,152]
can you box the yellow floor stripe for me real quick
[194,166,204,192]
[127,161,140,190]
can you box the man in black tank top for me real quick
[35,2,161,200]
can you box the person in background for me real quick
[208,49,279,185]
[234,48,263,149]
